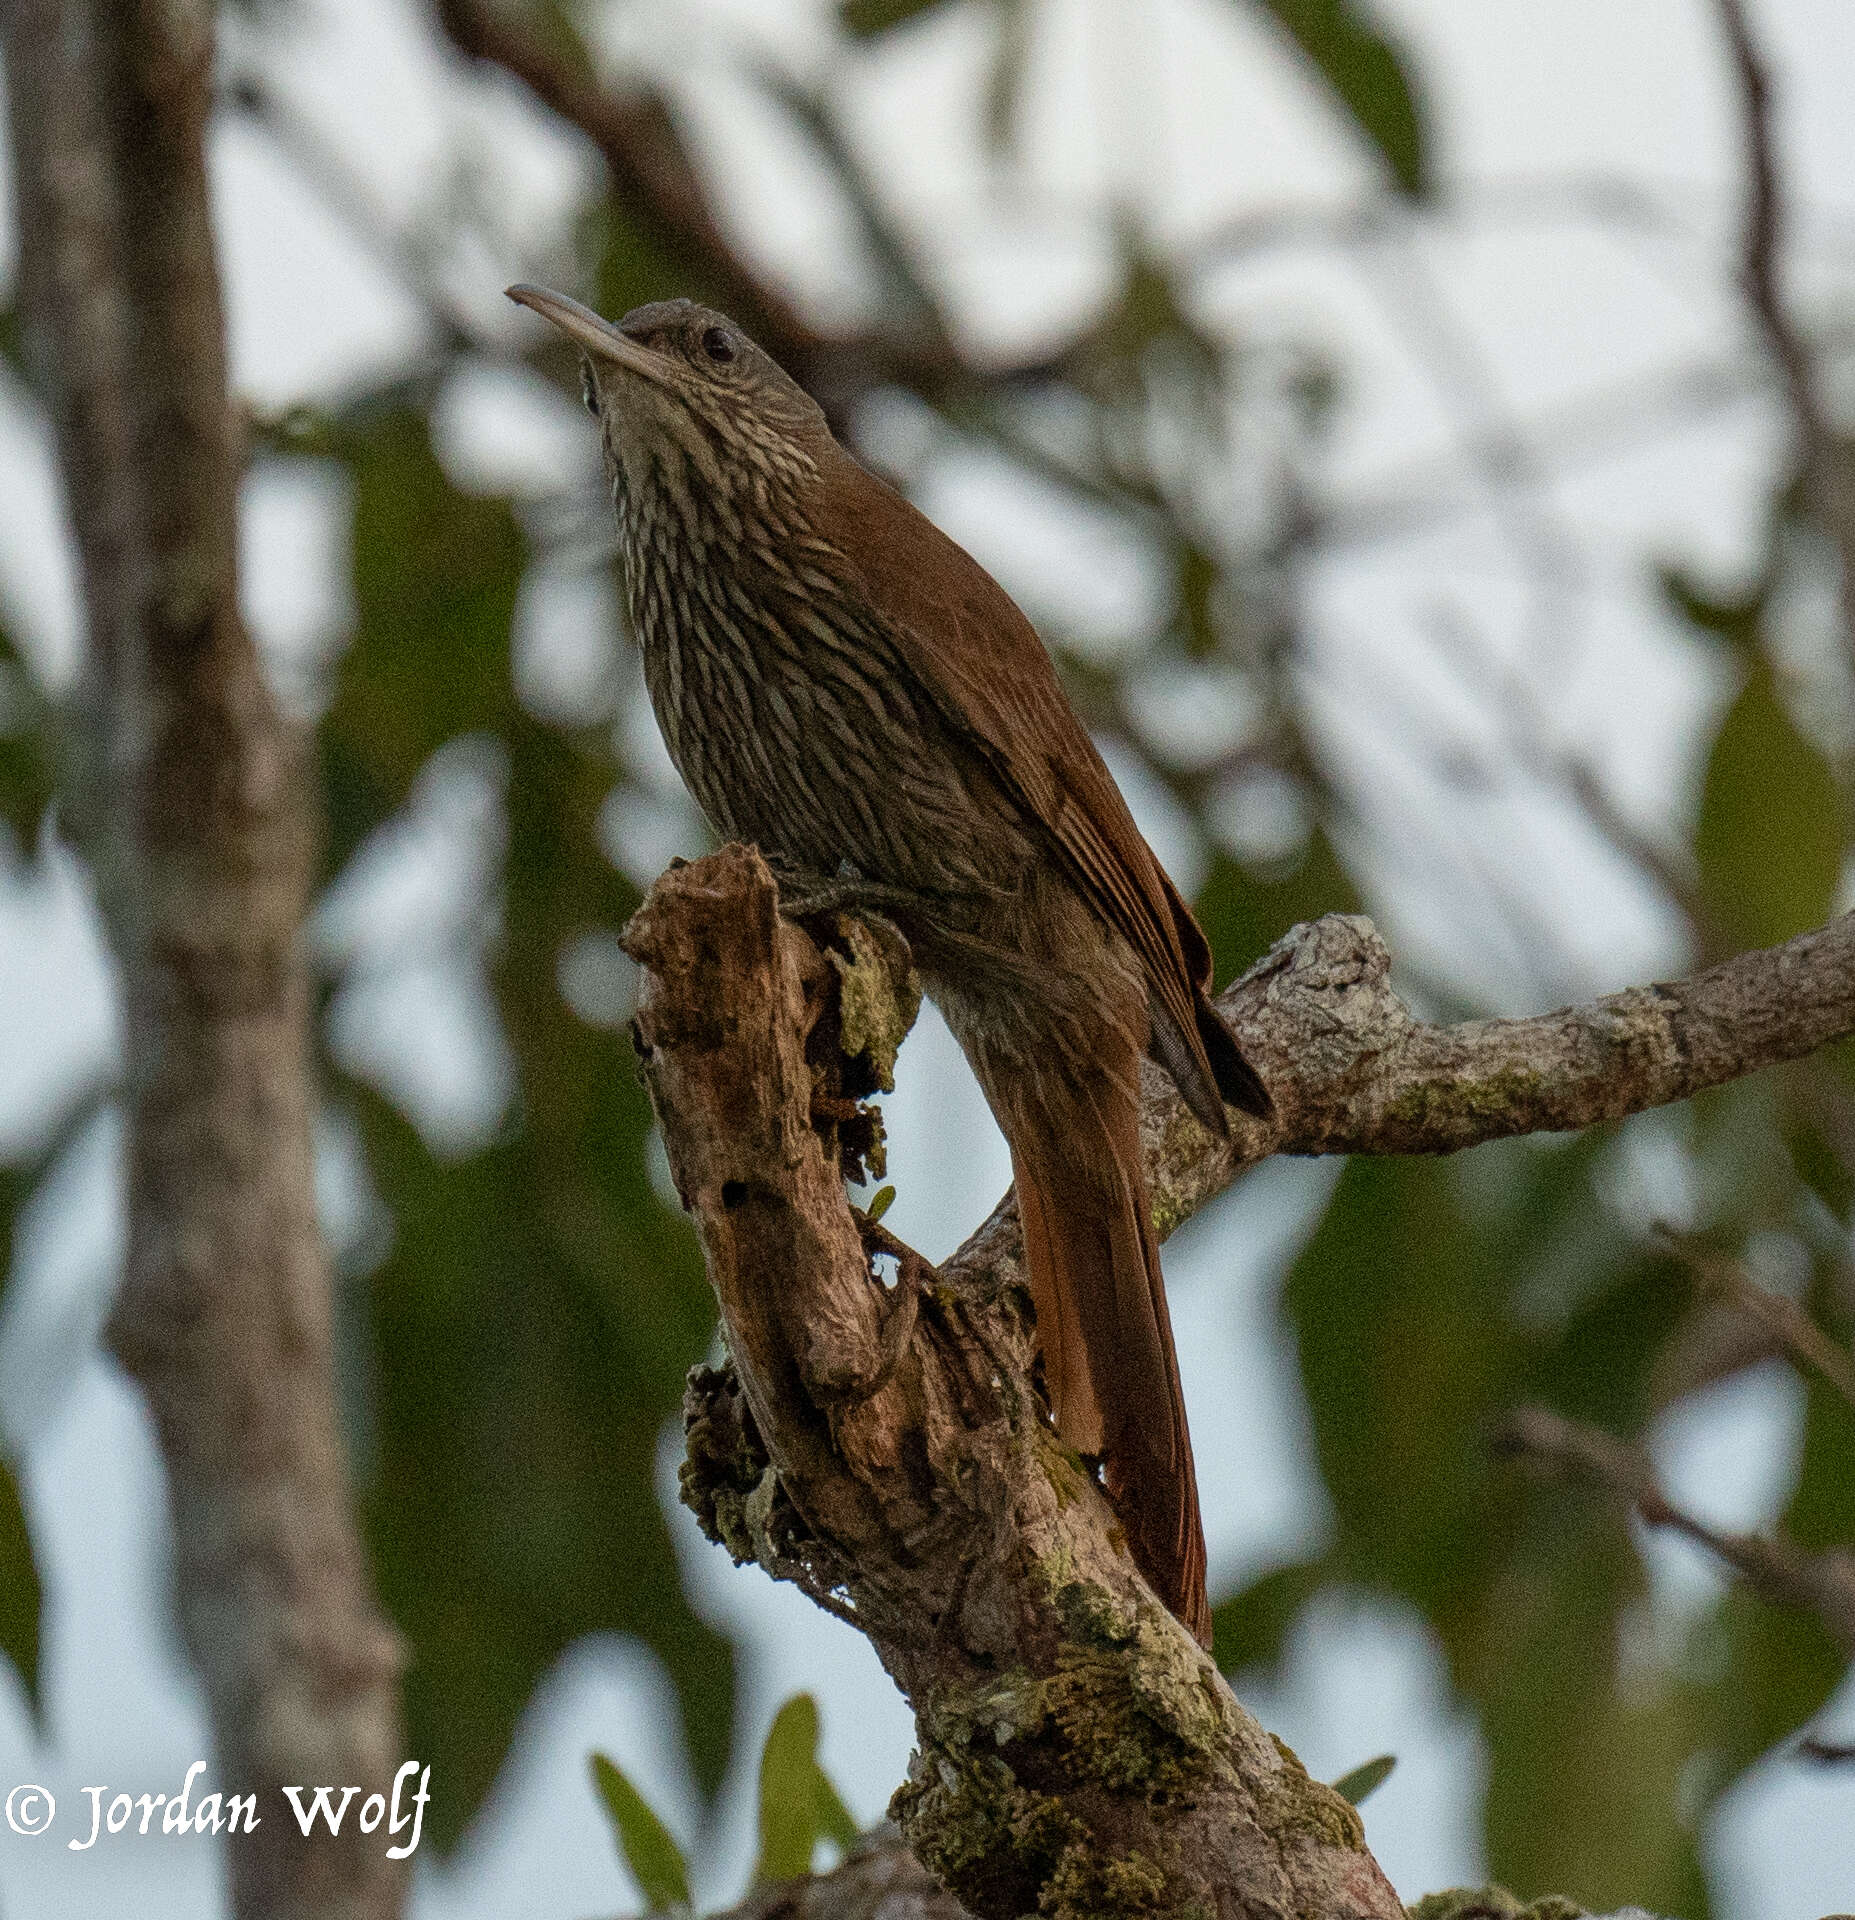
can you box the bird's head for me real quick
[506,286,830,508]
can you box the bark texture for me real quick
[627,848,1855,1920]
[1139,905,1855,1236]
[698,1836,1667,1920]
[3,3,405,1915]
[629,848,1403,1920]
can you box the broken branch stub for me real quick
[622,844,1401,1920]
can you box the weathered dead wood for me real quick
[626,846,1855,1917]
[627,846,1402,1920]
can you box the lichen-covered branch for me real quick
[627,848,1855,1915]
[2,3,404,1914]
[627,846,1402,1920]
[1132,907,1855,1247]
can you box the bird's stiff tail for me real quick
[1012,1091,1211,1648]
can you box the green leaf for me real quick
[0,624,55,863]
[1210,1556,1329,1675]
[1329,1753,1395,1806]
[754,1693,859,1883]
[1252,0,1429,196]
[589,1752,691,1913]
[0,1454,40,1722]
[839,0,947,35]
[865,1185,896,1224]
[814,1763,860,1854]
[1694,660,1843,953]
[756,1693,823,1883]
[0,1156,42,1720]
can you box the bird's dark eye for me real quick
[701,326,736,365]
[580,362,600,417]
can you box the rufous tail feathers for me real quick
[1012,1102,1212,1647]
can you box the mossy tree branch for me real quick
[627,849,1855,1918]
[628,847,1407,1920]
[1137,905,1855,1247]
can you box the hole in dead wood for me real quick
[721,1180,748,1209]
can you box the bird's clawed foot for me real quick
[771,865,919,927]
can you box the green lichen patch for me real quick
[1256,1732,1366,1853]
[1040,1562,1137,1648]
[1406,1891,1586,1920]
[953,1670,1052,1752]
[894,1746,1076,1919]
[1149,1187,1191,1242]
[1384,1067,1548,1141]
[895,1585,1238,1915]
[1044,1617,1226,1798]
[1121,1614,1231,1762]
[1039,1841,1169,1918]
[1036,1436,1100,1519]
[829,913,920,1093]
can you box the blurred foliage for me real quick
[278,404,732,1844]
[589,1693,858,1914]
[1218,1121,1842,1914]
[0,1453,36,1721]
[1329,1753,1395,1806]
[1695,662,1843,952]
[0,625,54,1719]
[0,0,1848,1905]
[839,0,1429,194]
[0,1163,40,1723]
[591,1750,693,1912]
[0,625,55,860]
[754,1692,861,1886]
[1215,488,1855,1897]
[1251,0,1429,194]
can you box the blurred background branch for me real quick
[0,1,404,1916]
[1499,1404,1855,1654]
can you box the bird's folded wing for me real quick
[823,450,1216,1089]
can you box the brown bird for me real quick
[508,285,1271,1645]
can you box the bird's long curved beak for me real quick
[505,284,672,385]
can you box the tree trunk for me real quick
[2,4,406,1913]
